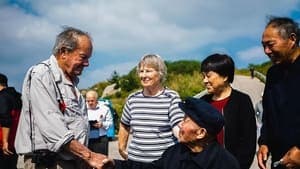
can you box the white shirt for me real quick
[87,101,113,137]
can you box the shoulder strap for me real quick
[26,67,35,151]
[27,62,65,152]
[39,63,66,113]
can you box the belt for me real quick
[24,150,55,157]
[24,150,58,168]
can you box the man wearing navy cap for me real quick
[100,97,240,169]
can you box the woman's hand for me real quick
[118,149,128,160]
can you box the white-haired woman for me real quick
[118,54,184,168]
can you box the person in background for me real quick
[101,98,240,169]
[86,90,113,155]
[257,16,300,169]
[118,54,184,168]
[200,53,257,169]
[0,73,22,169]
[14,27,105,169]
[250,67,255,79]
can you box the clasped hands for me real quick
[87,152,115,169]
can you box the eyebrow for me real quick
[261,40,274,45]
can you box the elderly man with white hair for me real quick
[86,90,113,155]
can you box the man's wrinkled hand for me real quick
[257,145,269,169]
[281,146,300,169]
[87,152,108,169]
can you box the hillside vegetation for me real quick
[83,59,272,124]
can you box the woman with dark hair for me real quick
[200,53,257,169]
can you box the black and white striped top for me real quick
[121,88,184,162]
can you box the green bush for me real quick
[167,71,204,99]
[166,60,201,74]
[119,69,139,92]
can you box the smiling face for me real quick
[262,26,295,64]
[60,35,93,80]
[138,64,161,89]
[202,71,228,94]
[178,116,205,143]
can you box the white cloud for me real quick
[0,0,299,90]
[78,61,137,89]
[237,46,268,63]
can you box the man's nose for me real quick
[264,46,272,55]
[203,76,208,83]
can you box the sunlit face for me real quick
[138,65,161,89]
[62,35,93,79]
[202,71,228,94]
[178,116,201,143]
[262,26,295,64]
[86,95,98,109]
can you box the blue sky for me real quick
[0,0,299,91]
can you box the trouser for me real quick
[0,151,18,169]
[23,154,88,169]
[88,135,109,155]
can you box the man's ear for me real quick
[222,75,228,83]
[289,33,297,44]
[60,47,69,55]
[59,47,68,59]
[196,128,207,139]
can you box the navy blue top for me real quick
[115,142,240,169]
[258,56,300,164]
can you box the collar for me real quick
[49,55,79,86]
[178,142,219,168]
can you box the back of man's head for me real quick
[0,73,8,87]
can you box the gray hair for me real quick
[266,16,300,45]
[52,26,92,56]
[136,54,167,83]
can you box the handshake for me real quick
[86,152,116,169]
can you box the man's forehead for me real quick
[262,27,281,42]
[263,26,281,37]
[86,95,97,100]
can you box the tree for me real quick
[108,70,120,89]
[119,69,139,92]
